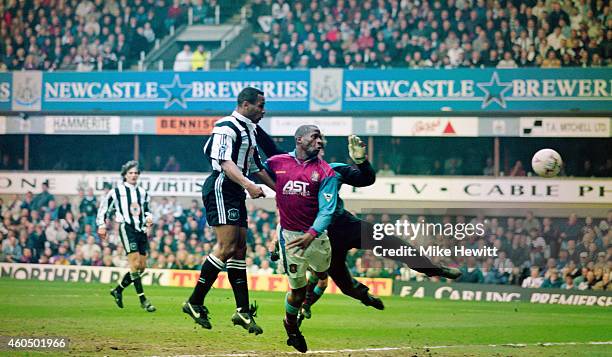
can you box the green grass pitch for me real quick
[0,279,610,356]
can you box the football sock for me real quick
[285,292,300,325]
[304,274,320,306]
[189,254,225,305]
[131,271,146,303]
[227,258,249,312]
[115,272,132,293]
[309,285,326,306]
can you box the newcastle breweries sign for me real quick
[342,68,612,112]
[0,263,392,296]
[0,172,610,203]
[41,71,309,112]
[0,68,610,114]
[395,281,612,307]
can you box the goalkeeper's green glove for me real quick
[348,134,366,164]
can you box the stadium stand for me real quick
[0,191,610,291]
[1,0,609,72]
[0,0,242,71]
[244,0,611,70]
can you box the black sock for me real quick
[227,258,249,312]
[189,254,225,305]
[352,279,371,301]
[131,272,146,303]
[115,272,133,292]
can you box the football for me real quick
[531,149,563,177]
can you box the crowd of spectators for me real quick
[0,0,213,71]
[244,0,611,70]
[1,184,610,292]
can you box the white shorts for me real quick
[277,226,331,289]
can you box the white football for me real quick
[532,149,563,177]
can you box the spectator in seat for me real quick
[163,155,181,172]
[377,163,395,176]
[31,181,55,212]
[191,44,208,71]
[174,44,192,71]
[522,266,544,288]
[541,49,561,68]
[561,274,575,289]
[510,160,526,176]
[542,269,562,288]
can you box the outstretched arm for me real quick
[255,125,287,157]
[332,161,376,187]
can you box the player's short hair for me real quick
[120,160,140,180]
[237,87,264,106]
[294,125,319,140]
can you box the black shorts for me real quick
[327,210,368,253]
[203,171,248,228]
[118,223,148,255]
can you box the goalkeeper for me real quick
[256,129,461,317]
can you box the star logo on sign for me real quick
[160,74,192,109]
[477,71,512,109]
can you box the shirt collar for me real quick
[232,111,255,127]
[123,181,137,189]
[289,150,318,164]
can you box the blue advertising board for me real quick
[0,68,610,114]
[342,68,612,112]
[42,70,309,112]
[0,73,11,111]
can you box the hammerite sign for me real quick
[395,281,612,307]
[44,116,120,134]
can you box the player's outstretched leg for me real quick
[359,220,462,280]
[381,235,462,279]
[328,249,385,310]
[284,291,308,353]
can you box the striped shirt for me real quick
[203,111,264,176]
[96,182,152,233]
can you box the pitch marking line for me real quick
[169,341,612,356]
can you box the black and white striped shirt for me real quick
[96,182,152,233]
[203,111,264,176]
